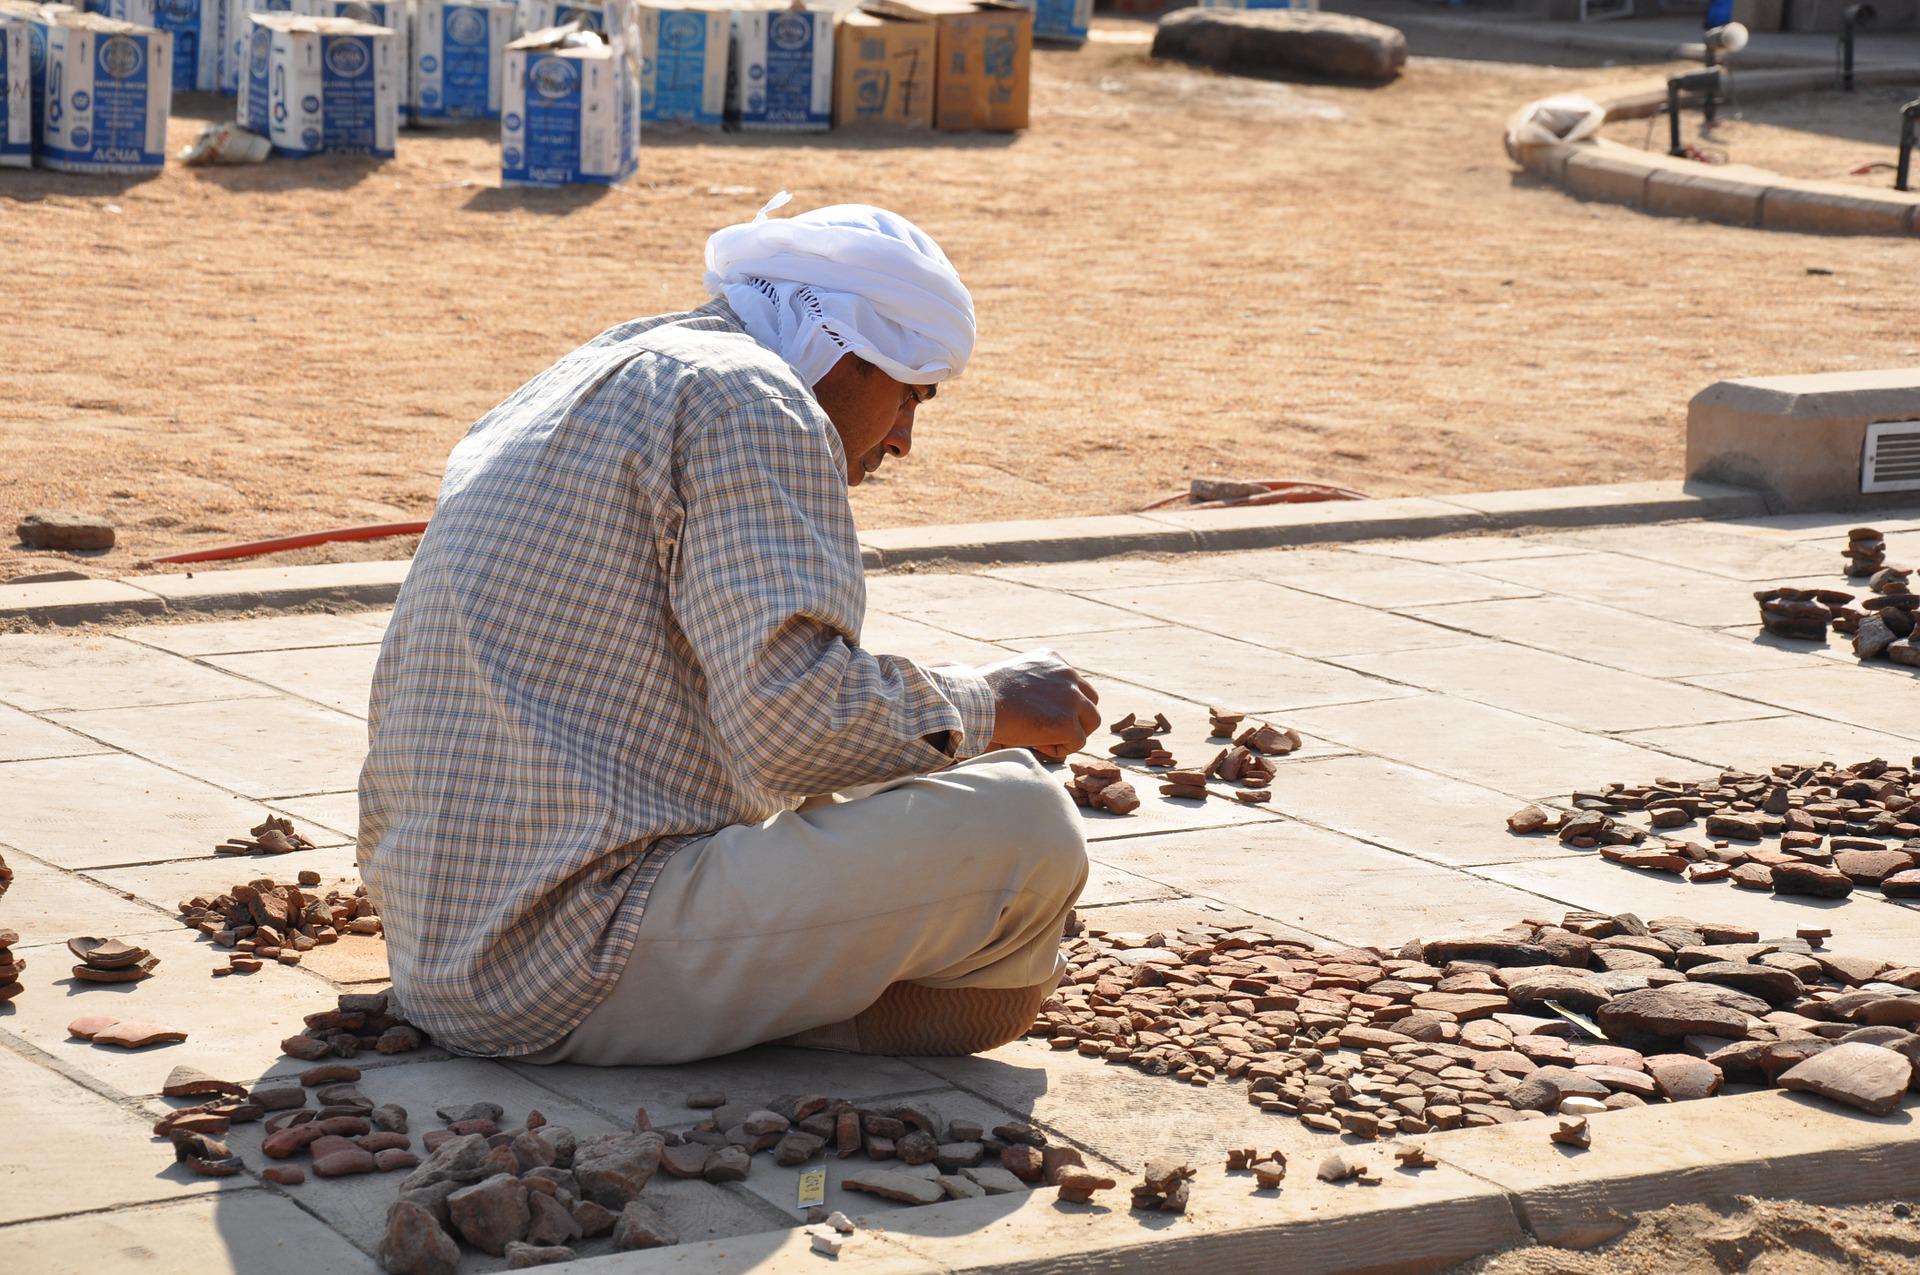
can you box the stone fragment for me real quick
[1778,1043,1915,1116]
[504,1243,575,1270]
[1506,805,1553,834]
[1152,8,1407,83]
[1644,1054,1722,1102]
[843,1169,946,1205]
[775,1131,827,1166]
[262,1166,305,1186]
[961,1165,1027,1195]
[1056,1166,1118,1203]
[573,1200,618,1239]
[162,1065,248,1099]
[379,1200,461,1275]
[1772,862,1854,899]
[613,1200,678,1251]
[1550,1118,1591,1150]
[16,511,114,551]
[448,1173,531,1256]
[572,1132,662,1207]
[1596,987,1755,1042]
[702,1145,750,1183]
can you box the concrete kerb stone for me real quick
[0,481,1784,622]
[1643,162,1776,226]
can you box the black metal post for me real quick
[1840,4,1875,92]
[1899,98,1920,192]
[1667,69,1725,157]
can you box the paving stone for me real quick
[1080,579,1472,657]
[205,646,381,718]
[0,634,278,713]
[1051,625,1417,714]
[0,1192,381,1275]
[1233,547,1542,607]
[1684,667,1920,742]
[120,611,390,658]
[49,695,369,800]
[0,702,109,763]
[866,573,1142,642]
[0,753,279,869]
[0,853,177,941]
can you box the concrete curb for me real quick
[0,481,1770,627]
[1510,65,1920,236]
[593,1089,1920,1275]
[1356,6,1895,69]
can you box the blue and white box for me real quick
[107,0,222,89]
[316,0,408,121]
[725,3,827,132]
[38,9,171,171]
[501,24,633,185]
[412,0,510,123]
[221,0,315,93]
[239,12,397,155]
[637,0,720,125]
[1028,0,1087,44]
[513,0,601,35]
[1,1,75,154]
[0,10,29,165]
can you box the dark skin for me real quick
[813,354,1101,762]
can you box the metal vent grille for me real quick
[1864,421,1920,493]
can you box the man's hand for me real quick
[978,649,1101,763]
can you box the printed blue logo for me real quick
[503,145,519,165]
[71,127,89,146]
[250,27,271,73]
[747,63,761,80]
[747,92,761,111]
[73,90,91,111]
[301,93,318,111]
[325,37,369,77]
[160,0,196,22]
[660,12,699,49]
[529,56,574,99]
[98,33,143,78]
[445,7,485,45]
[419,54,437,71]
[983,29,1013,78]
[770,12,808,50]
[420,86,438,104]
[504,110,520,128]
[301,125,319,146]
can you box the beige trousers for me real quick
[521,748,1088,1067]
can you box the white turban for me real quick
[704,193,975,388]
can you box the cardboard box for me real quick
[317,0,410,121]
[0,11,28,165]
[501,23,635,184]
[726,2,829,131]
[106,0,222,88]
[0,2,72,154]
[1028,0,1087,43]
[638,0,723,125]
[833,8,931,128]
[411,0,512,122]
[38,9,171,171]
[514,0,605,35]
[239,12,398,155]
[222,0,318,94]
[869,0,1027,131]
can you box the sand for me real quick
[1452,1196,1920,1275]
[6,26,1916,579]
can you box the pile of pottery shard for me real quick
[1508,758,1918,900]
[1065,708,1294,814]
[1034,909,1920,1139]
[180,872,385,976]
[1756,526,1915,665]
[69,934,159,983]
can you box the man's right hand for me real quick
[978,649,1101,762]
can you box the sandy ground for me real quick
[1602,82,1920,187]
[5,25,1918,578]
[1451,1197,1920,1275]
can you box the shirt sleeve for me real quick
[667,395,997,800]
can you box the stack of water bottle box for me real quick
[0,0,1078,182]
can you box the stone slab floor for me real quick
[2,509,1918,1273]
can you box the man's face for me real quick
[813,355,935,487]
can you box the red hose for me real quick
[153,521,429,565]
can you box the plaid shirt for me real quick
[358,300,997,1057]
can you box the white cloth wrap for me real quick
[703,194,976,387]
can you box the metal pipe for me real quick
[1899,97,1920,192]
[1667,68,1726,157]
[1840,4,1875,92]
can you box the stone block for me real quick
[1150,8,1407,83]
[1559,145,1656,207]
[1687,369,1920,511]
[1643,164,1771,226]
[1759,180,1920,237]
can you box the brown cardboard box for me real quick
[868,0,1030,131]
[834,9,937,129]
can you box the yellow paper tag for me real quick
[797,1169,827,1210]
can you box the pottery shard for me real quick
[379,1200,461,1275]
[843,1169,947,1205]
[1596,987,1756,1042]
[1645,1054,1723,1102]
[448,1173,531,1256]
[315,1148,378,1178]
[660,1142,709,1179]
[613,1200,679,1251]
[504,1243,574,1270]
[571,1132,662,1207]
[1502,969,1611,1012]
[961,1165,1028,1195]
[1772,862,1853,899]
[1507,805,1553,834]
[774,1131,827,1166]
[1411,991,1509,1021]
[1779,1043,1915,1117]
[67,1014,119,1040]
[1423,937,1553,968]
[1835,850,1917,885]
[1685,961,1804,1007]
[163,1065,248,1100]
[400,1133,493,1191]
[1508,1066,1611,1113]
[90,1021,188,1049]
[250,1085,307,1112]
[573,1200,618,1239]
